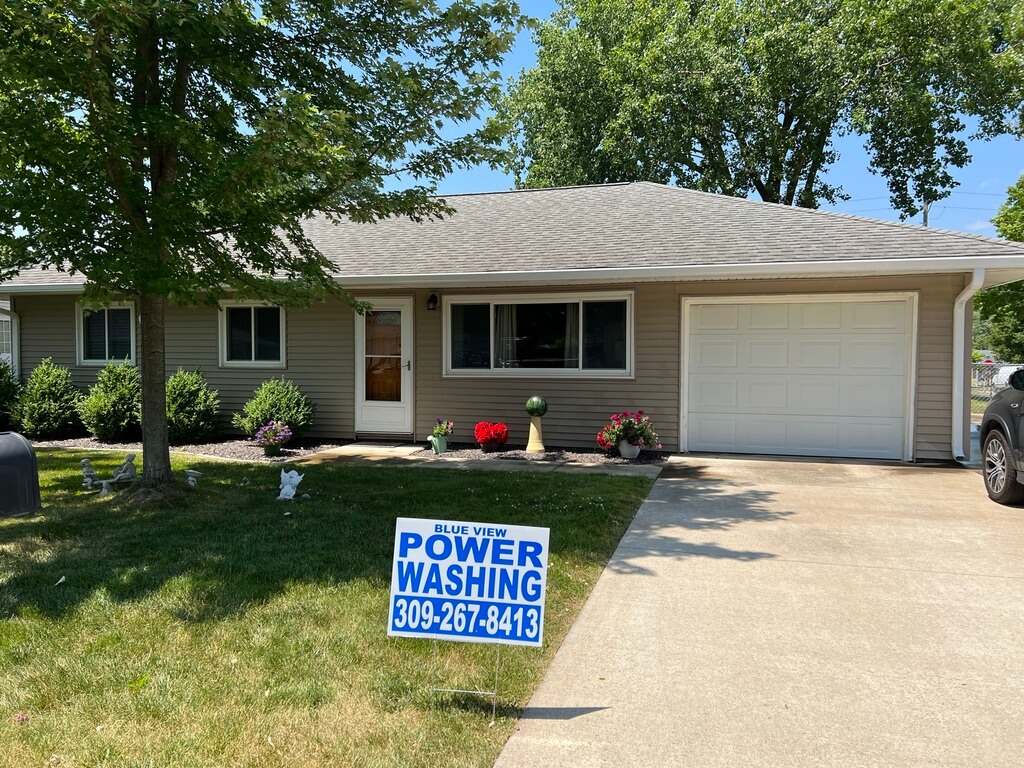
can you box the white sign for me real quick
[388,518,550,647]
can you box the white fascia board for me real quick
[4,254,1024,293]
[329,255,1024,288]
[0,283,85,295]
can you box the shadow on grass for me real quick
[0,450,790,621]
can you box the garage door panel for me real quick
[849,300,906,331]
[689,374,905,418]
[748,340,789,367]
[686,297,911,460]
[798,303,842,330]
[798,341,841,368]
[749,304,789,329]
[696,340,738,367]
[689,414,904,459]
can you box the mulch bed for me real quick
[29,436,348,463]
[31,438,667,465]
[417,444,667,465]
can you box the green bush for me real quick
[14,358,84,439]
[232,377,316,439]
[78,361,141,443]
[166,368,221,444]
[0,361,22,431]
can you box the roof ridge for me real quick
[434,181,632,199]
[634,181,1023,251]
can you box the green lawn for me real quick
[0,449,651,768]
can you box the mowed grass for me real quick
[0,449,651,768]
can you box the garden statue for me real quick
[525,396,548,454]
[81,459,98,490]
[112,454,138,483]
[185,469,203,488]
[278,469,304,500]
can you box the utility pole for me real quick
[922,199,931,227]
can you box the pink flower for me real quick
[12,713,28,724]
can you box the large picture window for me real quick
[76,304,135,365]
[219,303,285,367]
[445,292,633,377]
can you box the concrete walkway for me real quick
[495,455,1024,768]
[291,442,662,479]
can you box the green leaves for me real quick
[0,1,526,304]
[499,0,1022,216]
[974,174,1024,361]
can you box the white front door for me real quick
[355,297,414,434]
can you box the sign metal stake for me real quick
[430,640,502,719]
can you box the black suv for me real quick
[981,369,1024,505]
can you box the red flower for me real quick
[474,421,510,444]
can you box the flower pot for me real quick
[429,435,448,455]
[480,440,505,453]
[263,444,282,457]
[618,440,641,459]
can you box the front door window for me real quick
[365,311,402,402]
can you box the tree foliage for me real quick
[498,0,1022,216]
[0,0,523,486]
[975,173,1024,361]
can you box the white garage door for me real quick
[684,296,914,460]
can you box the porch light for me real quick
[426,293,439,311]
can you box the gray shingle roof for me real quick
[5,181,1023,290]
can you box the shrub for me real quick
[166,368,222,445]
[232,377,315,439]
[0,361,21,431]
[14,358,84,439]
[78,360,142,442]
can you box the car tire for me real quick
[983,430,1024,505]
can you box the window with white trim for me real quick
[0,318,11,362]
[77,304,135,365]
[445,292,633,377]
[219,304,285,367]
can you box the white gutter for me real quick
[952,268,985,461]
[0,305,21,378]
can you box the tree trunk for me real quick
[139,291,171,488]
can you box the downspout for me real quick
[952,268,985,461]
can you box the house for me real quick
[2,182,1024,461]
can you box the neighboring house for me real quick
[3,182,1024,461]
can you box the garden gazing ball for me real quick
[525,396,548,417]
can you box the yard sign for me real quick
[388,518,550,647]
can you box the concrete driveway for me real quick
[496,456,1024,768]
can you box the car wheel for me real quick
[983,430,1024,505]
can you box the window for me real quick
[0,318,10,362]
[219,303,285,367]
[445,292,632,377]
[76,304,135,365]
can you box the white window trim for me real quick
[75,302,137,366]
[218,301,287,369]
[442,290,635,379]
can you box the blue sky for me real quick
[437,0,1023,238]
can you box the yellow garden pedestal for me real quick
[525,396,548,454]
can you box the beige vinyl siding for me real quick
[414,274,962,460]
[15,295,356,439]
[13,272,963,460]
[13,295,107,388]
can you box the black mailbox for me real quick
[0,432,42,517]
